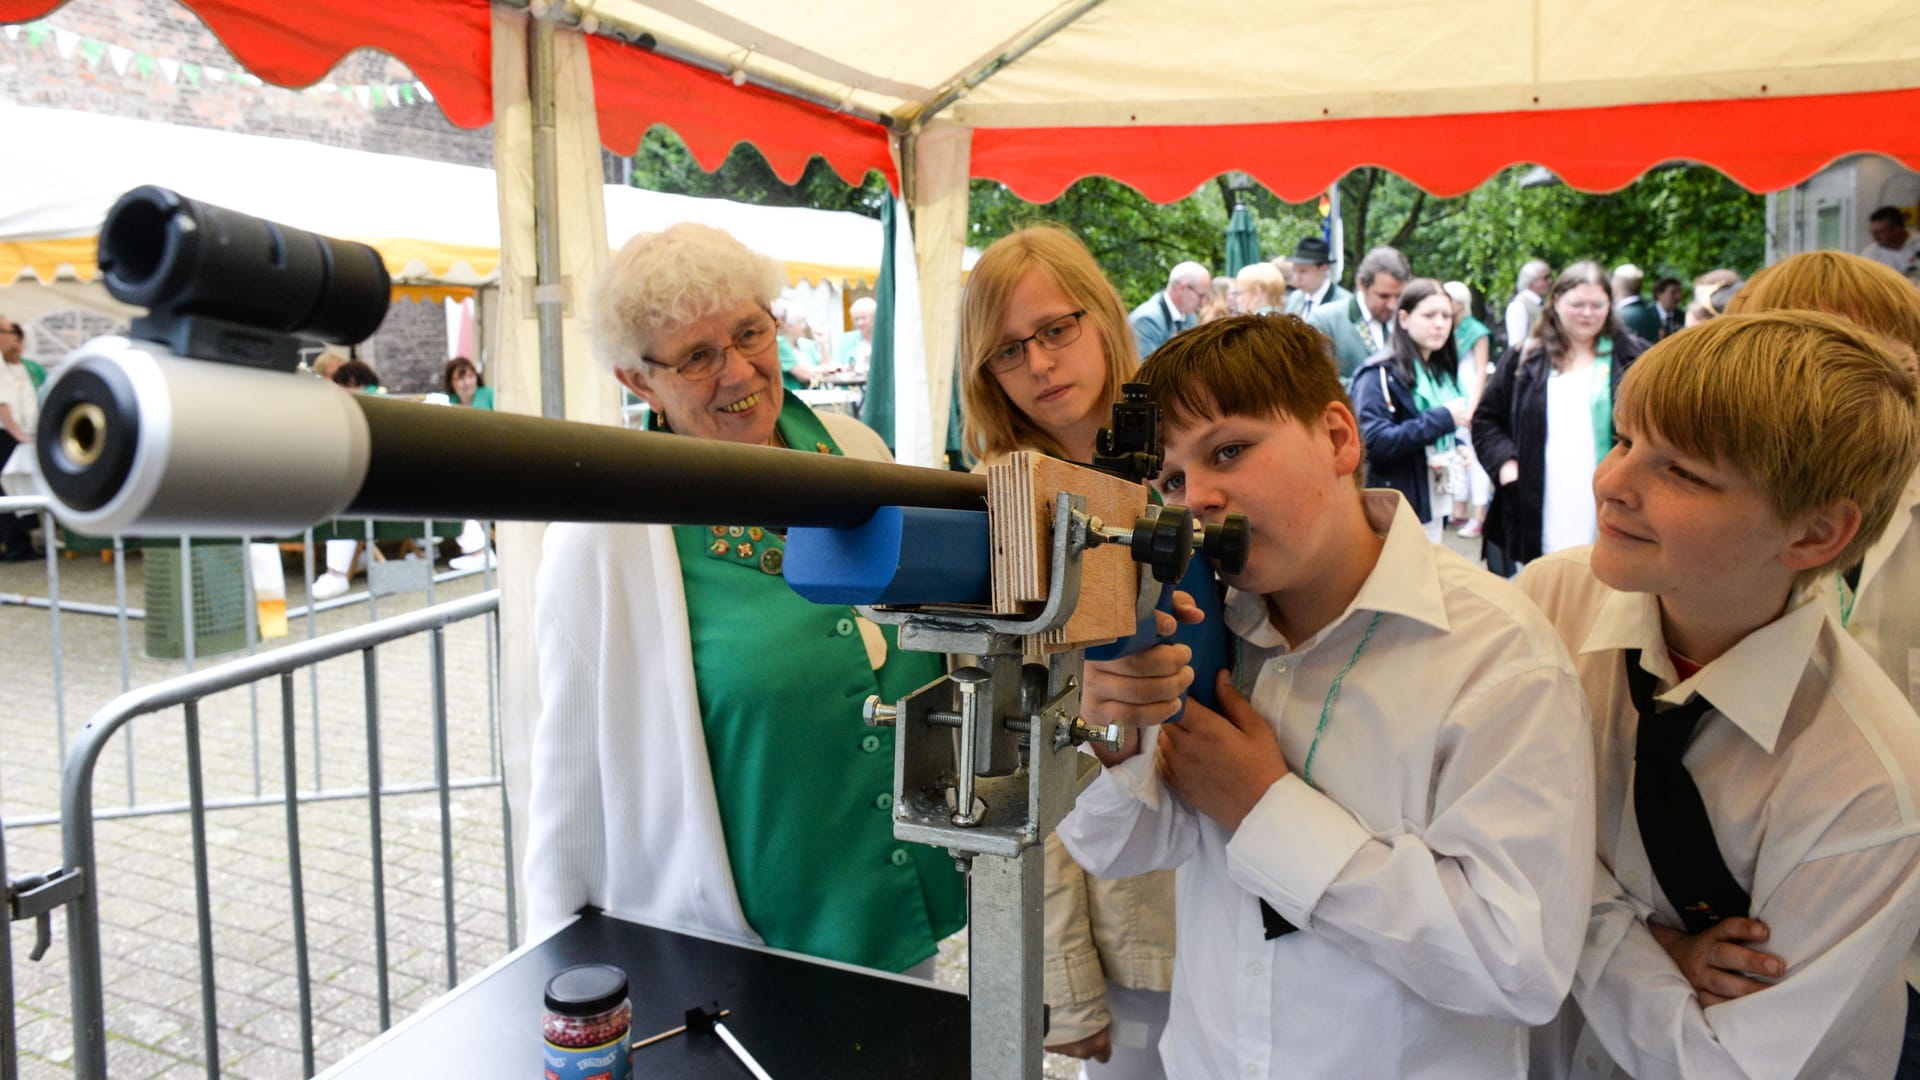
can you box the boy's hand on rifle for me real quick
[1081,591,1205,766]
[1647,916,1783,1006]
[1158,672,1287,831]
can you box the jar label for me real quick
[543,1035,632,1080]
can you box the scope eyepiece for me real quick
[98,185,390,345]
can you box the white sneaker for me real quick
[450,549,496,572]
[311,571,352,600]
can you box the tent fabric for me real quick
[971,88,1920,203]
[7,1,1916,199]
[584,33,894,187]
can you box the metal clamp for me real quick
[7,866,85,961]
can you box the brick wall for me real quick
[1,0,514,377]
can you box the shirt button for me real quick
[860,734,882,753]
[835,617,855,636]
[874,793,893,810]
[1244,961,1262,977]
[1584,1055,1600,1072]
[1243,1064,1258,1077]
[1624,871,1642,888]
[889,848,910,867]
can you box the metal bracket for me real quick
[7,866,85,961]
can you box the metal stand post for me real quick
[967,848,1046,1078]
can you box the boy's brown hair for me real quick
[1615,311,1920,584]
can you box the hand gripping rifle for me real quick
[33,188,1247,1079]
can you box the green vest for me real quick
[672,397,963,970]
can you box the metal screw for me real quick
[863,695,897,727]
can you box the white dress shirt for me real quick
[1818,466,1920,991]
[1059,492,1596,1079]
[1520,547,1920,1080]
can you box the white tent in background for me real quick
[0,103,895,326]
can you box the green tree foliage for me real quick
[623,124,891,216]
[1336,165,1766,312]
[622,126,1763,319]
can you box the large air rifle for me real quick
[31,188,1246,1080]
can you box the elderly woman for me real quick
[523,223,965,973]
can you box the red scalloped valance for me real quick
[0,0,494,128]
[585,34,894,188]
[971,88,1920,203]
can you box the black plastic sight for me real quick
[99,185,390,347]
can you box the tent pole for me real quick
[913,0,1108,125]
[529,14,566,420]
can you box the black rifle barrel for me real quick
[348,393,988,527]
[34,343,987,536]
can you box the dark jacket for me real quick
[1352,350,1458,524]
[1470,333,1649,563]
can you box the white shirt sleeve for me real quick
[1057,728,1204,880]
[1223,664,1598,1025]
[1575,828,1920,1079]
[1505,297,1531,355]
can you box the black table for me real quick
[321,909,970,1079]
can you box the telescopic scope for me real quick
[97,184,390,344]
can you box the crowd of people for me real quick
[510,208,1920,1080]
[6,196,1920,1079]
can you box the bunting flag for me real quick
[3,19,437,111]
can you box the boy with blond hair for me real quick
[1520,311,1920,1078]
[1059,314,1596,1078]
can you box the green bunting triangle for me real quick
[78,38,104,67]
[133,54,153,78]
[181,62,200,85]
[398,83,415,105]
[370,85,386,107]
[25,23,48,48]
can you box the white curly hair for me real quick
[590,222,786,374]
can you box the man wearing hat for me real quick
[1283,235,1351,318]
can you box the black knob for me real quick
[1129,505,1193,583]
[1202,514,1252,574]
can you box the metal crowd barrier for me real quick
[0,495,497,801]
[3,582,511,1078]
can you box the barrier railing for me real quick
[2,589,508,1079]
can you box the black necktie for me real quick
[1624,649,1750,934]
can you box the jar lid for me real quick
[544,964,629,1017]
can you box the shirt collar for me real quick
[1224,490,1452,651]
[1578,584,1827,754]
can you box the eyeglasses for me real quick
[984,310,1088,374]
[641,311,778,382]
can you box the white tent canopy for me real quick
[573,0,1920,130]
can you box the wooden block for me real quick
[987,453,1148,651]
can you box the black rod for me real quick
[347,394,988,528]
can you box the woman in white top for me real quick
[1471,261,1649,569]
